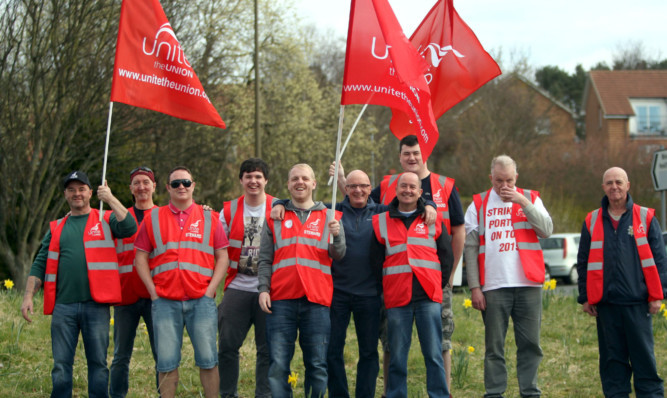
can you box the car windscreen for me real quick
[539,238,563,250]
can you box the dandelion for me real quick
[287,371,298,389]
[549,279,557,290]
[467,345,475,354]
[4,279,14,290]
[463,299,472,309]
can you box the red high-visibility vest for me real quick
[267,208,342,307]
[115,206,156,305]
[380,173,455,233]
[585,204,664,305]
[372,211,443,309]
[143,205,218,300]
[473,188,545,286]
[44,209,121,314]
[222,194,275,290]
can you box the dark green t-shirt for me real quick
[30,212,136,304]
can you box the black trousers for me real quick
[596,303,664,397]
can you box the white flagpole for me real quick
[327,103,369,186]
[330,105,345,242]
[99,102,114,221]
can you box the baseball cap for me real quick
[130,166,155,183]
[62,170,92,189]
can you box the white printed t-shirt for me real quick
[220,202,265,292]
[464,188,549,292]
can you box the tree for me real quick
[0,0,121,286]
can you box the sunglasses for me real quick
[169,179,192,188]
[130,166,153,175]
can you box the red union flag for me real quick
[110,0,225,129]
[390,0,501,133]
[341,0,439,161]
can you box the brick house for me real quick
[582,70,667,160]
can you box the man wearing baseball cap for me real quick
[109,166,159,398]
[21,170,137,397]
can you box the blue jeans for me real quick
[51,301,111,398]
[327,290,381,398]
[217,288,270,398]
[386,300,448,398]
[152,296,218,372]
[109,298,158,398]
[481,287,542,398]
[266,297,330,398]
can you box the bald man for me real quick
[577,166,667,397]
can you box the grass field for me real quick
[0,285,665,397]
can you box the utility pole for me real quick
[254,0,261,158]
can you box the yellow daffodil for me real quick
[542,282,549,290]
[463,299,472,309]
[549,279,557,290]
[4,279,14,290]
[110,318,114,326]
[663,310,667,319]
[467,346,475,354]
[660,303,665,312]
[287,371,298,389]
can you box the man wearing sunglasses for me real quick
[109,166,159,398]
[217,158,275,398]
[134,166,230,398]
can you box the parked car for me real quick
[539,233,580,284]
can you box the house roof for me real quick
[587,70,667,117]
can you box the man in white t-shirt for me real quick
[217,158,275,398]
[464,155,552,398]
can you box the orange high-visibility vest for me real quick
[44,209,121,314]
[585,204,664,305]
[267,208,342,307]
[115,206,156,305]
[473,188,545,286]
[222,194,275,290]
[143,205,217,300]
[380,173,455,233]
[373,211,443,309]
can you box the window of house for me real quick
[636,105,661,133]
[630,99,666,136]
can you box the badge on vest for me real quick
[414,222,427,235]
[515,208,526,219]
[433,189,448,209]
[186,220,203,239]
[284,219,293,228]
[89,223,102,237]
[305,219,322,237]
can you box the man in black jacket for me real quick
[577,166,667,397]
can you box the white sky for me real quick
[293,0,667,74]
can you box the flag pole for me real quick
[330,105,345,243]
[99,101,114,221]
[328,103,369,186]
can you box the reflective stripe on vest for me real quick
[149,207,213,279]
[474,188,545,286]
[586,204,664,304]
[268,209,339,306]
[373,211,443,308]
[43,209,121,314]
[381,173,455,233]
[223,195,276,290]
